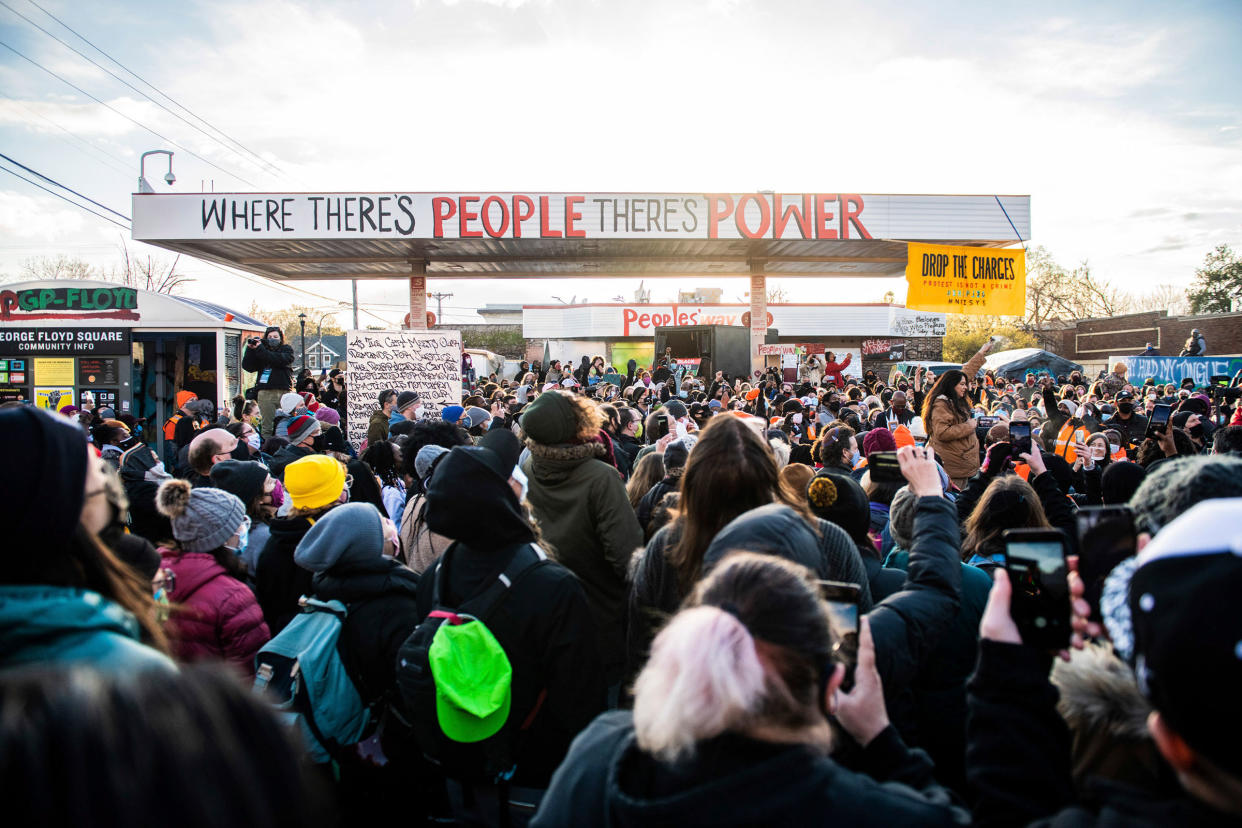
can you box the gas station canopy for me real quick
[132,191,1030,281]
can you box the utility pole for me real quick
[429,291,453,323]
[351,279,359,330]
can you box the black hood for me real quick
[426,446,534,549]
[703,504,823,575]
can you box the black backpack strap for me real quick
[458,544,550,623]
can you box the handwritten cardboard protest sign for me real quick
[347,330,462,447]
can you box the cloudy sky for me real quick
[1,0,1239,326]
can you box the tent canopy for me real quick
[984,348,1083,379]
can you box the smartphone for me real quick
[1145,403,1172,439]
[818,581,860,692]
[654,416,670,440]
[1009,421,1032,456]
[1002,529,1072,650]
[868,451,903,484]
[1075,506,1136,618]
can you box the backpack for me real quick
[395,542,550,783]
[254,596,371,765]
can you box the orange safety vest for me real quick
[162,412,202,442]
[1053,422,1088,464]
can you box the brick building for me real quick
[1055,309,1242,373]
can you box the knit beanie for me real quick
[892,424,915,449]
[287,414,320,445]
[862,427,896,457]
[280,392,303,414]
[415,444,450,482]
[1129,456,1242,534]
[397,391,421,413]
[1100,461,1146,505]
[464,406,491,429]
[284,455,347,511]
[156,478,246,553]
[441,404,465,425]
[315,406,341,427]
[806,470,871,545]
[209,459,269,506]
[519,391,579,445]
[888,486,919,549]
[0,405,87,553]
[293,502,383,573]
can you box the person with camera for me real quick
[242,327,295,439]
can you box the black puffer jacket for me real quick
[530,711,968,827]
[240,327,295,392]
[627,505,873,684]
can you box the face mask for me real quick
[226,520,250,556]
[269,479,285,508]
[850,449,861,466]
[898,384,909,392]
[1189,424,1205,439]
[1108,442,1121,455]
[1117,402,1133,415]
[792,413,803,424]
[267,335,280,345]
[247,432,262,450]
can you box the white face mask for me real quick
[1108,443,1120,455]
[247,432,262,450]
[792,413,803,424]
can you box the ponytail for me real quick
[633,606,765,762]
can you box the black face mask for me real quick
[1117,402,1134,415]
[1189,424,1205,440]
[898,384,909,392]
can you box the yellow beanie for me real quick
[284,455,346,511]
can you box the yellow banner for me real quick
[905,243,1025,316]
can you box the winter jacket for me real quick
[267,442,315,480]
[366,409,390,446]
[522,441,644,683]
[627,505,873,686]
[407,445,607,787]
[397,492,452,575]
[1099,372,1128,397]
[927,398,980,481]
[159,549,269,674]
[823,352,853,388]
[611,432,641,480]
[635,476,678,535]
[967,640,1236,827]
[883,547,992,793]
[1105,410,1148,452]
[0,584,174,674]
[255,515,316,634]
[241,336,295,392]
[530,711,968,827]
[866,496,962,711]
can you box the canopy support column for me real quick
[407,260,427,330]
[749,261,768,377]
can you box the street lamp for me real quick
[138,150,175,193]
[298,312,307,370]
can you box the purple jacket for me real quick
[159,549,270,675]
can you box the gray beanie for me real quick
[156,478,246,554]
[888,485,919,550]
[294,502,383,573]
[1129,455,1242,534]
[415,444,450,481]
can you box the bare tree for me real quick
[111,240,193,295]
[19,254,99,281]
[1133,283,1188,315]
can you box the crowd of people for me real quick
[3,325,1242,827]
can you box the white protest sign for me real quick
[347,329,462,447]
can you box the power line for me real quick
[5,98,134,176]
[24,0,284,177]
[0,39,261,187]
[0,151,130,219]
[0,162,130,229]
[0,0,281,179]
